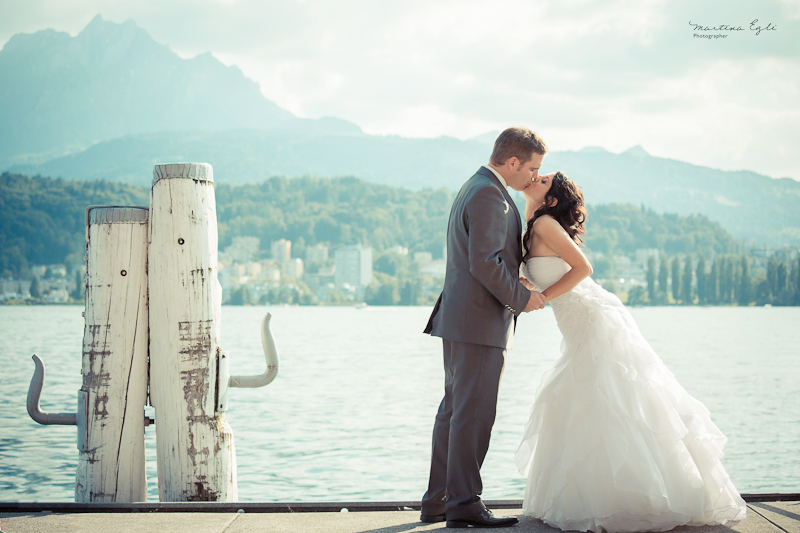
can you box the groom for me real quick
[421,127,548,528]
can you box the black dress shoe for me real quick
[420,512,447,523]
[446,508,519,528]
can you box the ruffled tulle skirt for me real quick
[515,278,746,532]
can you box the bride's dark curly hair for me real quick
[522,171,587,258]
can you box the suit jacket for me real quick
[424,167,530,349]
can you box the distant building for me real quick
[0,279,31,301]
[42,289,70,303]
[39,277,76,294]
[271,239,292,262]
[281,258,304,280]
[224,236,260,263]
[414,251,433,265]
[261,262,281,282]
[233,264,248,279]
[305,244,329,263]
[387,245,408,256]
[335,245,373,289]
[304,266,336,295]
[47,264,67,277]
[419,259,446,278]
[248,262,261,277]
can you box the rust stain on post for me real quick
[181,367,209,413]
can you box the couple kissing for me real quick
[420,127,746,531]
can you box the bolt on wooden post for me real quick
[76,206,149,502]
[148,163,237,502]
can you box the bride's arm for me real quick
[534,216,593,303]
[519,275,538,290]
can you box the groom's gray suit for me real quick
[422,166,531,520]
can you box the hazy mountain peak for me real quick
[76,15,156,47]
[0,15,297,168]
[81,14,120,34]
[622,145,649,157]
[192,50,216,61]
[0,28,69,56]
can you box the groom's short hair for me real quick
[490,127,548,166]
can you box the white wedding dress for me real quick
[517,256,746,533]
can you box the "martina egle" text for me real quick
[689,19,777,36]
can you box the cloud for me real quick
[1,0,798,178]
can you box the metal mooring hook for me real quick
[27,354,78,426]
[216,312,280,413]
[230,312,280,388]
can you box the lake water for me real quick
[1,305,798,502]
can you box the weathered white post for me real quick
[76,206,149,502]
[148,163,237,501]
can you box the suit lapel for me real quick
[504,189,523,260]
[477,166,523,254]
[504,189,522,235]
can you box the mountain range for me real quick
[2,16,799,247]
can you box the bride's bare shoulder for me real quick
[532,215,560,232]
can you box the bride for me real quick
[516,171,747,532]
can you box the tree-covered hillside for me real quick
[0,173,149,275]
[1,172,744,278]
[215,176,452,259]
[582,203,740,258]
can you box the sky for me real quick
[1,0,799,180]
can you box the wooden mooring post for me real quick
[77,206,150,502]
[148,163,237,502]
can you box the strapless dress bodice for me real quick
[521,256,571,292]
[521,255,643,353]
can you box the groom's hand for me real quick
[523,290,546,312]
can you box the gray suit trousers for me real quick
[421,339,506,519]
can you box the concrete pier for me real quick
[1,499,798,533]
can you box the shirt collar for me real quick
[483,164,508,189]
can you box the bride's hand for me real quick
[519,276,538,290]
